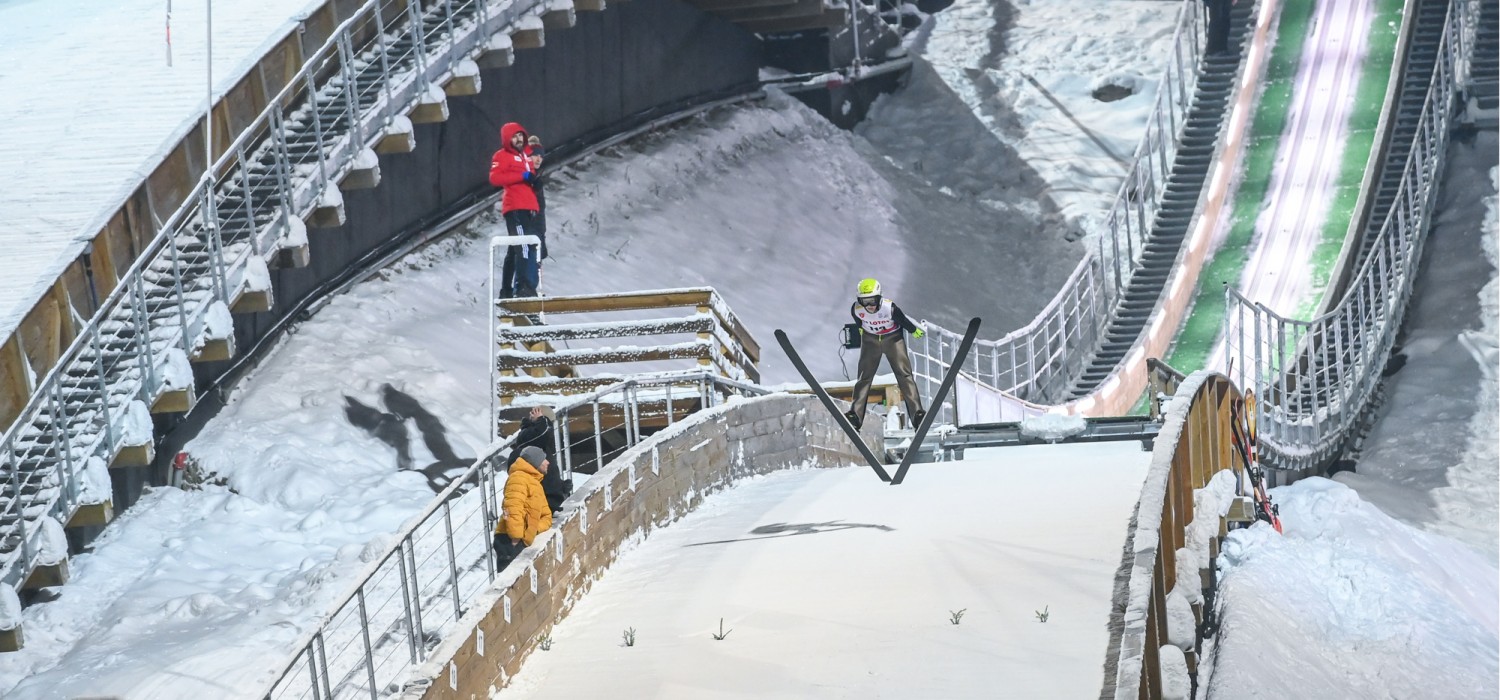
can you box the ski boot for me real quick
[844,410,862,430]
[911,409,926,429]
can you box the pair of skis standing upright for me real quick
[775,317,981,486]
[1228,388,1283,533]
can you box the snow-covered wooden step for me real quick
[497,315,715,343]
[496,341,713,370]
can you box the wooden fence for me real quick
[1110,370,1256,698]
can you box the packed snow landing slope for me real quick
[500,441,1150,699]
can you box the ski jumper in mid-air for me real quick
[846,278,926,429]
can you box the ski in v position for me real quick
[889,317,981,485]
[775,329,892,482]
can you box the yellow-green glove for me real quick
[912,328,926,339]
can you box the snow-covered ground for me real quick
[1340,131,1500,560]
[2,0,1496,696]
[501,441,1150,699]
[0,0,324,342]
[1204,477,1499,699]
[873,0,1180,230]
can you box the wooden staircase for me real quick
[492,288,760,436]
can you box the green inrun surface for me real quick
[1164,0,1403,374]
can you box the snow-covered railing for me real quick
[1225,0,1475,475]
[912,0,1204,418]
[489,288,762,436]
[1110,371,1245,699]
[0,0,563,597]
[258,371,769,700]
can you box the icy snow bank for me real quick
[119,400,153,446]
[1206,478,1499,699]
[78,456,112,505]
[1438,159,1500,557]
[0,588,19,632]
[1020,412,1086,441]
[34,518,67,567]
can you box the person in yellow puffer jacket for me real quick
[492,445,553,569]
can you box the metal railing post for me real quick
[229,148,256,256]
[625,385,638,446]
[262,109,296,254]
[48,384,77,511]
[315,632,333,700]
[5,451,30,565]
[166,234,195,356]
[443,500,462,618]
[406,541,426,657]
[592,400,603,469]
[398,541,420,664]
[305,646,323,700]
[197,188,228,307]
[129,275,160,394]
[89,327,116,453]
[374,2,396,114]
[481,466,498,578]
[665,384,675,427]
[337,34,365,148]
[560,410,572,479]
[443,0,458,62]
[307,72,330,187]
[405,1,429,84]
[357,587,378,700]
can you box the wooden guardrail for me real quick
[1109,371,1254,699]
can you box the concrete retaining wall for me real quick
[399,394,880,699]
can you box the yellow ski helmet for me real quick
[856,278,881,298]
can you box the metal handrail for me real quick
[913,0,1204,419]
[0,0,556,591]
[1224,0,1474,473]
[258,370,769,700]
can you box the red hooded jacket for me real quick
[489,122,540,213]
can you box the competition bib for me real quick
[855,299,899,335]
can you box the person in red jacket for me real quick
[489,122,545,298]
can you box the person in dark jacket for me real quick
[846,277,926,430]
[526,134,548,243]
[1203,0,1236,56]
[489,122,544,298]
[510,406,569,512]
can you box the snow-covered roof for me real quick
[0,0,325,342]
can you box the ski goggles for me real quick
[857,295,881,308]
